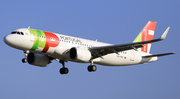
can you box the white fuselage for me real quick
[4,28,158,66]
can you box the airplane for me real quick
[4,21,175,75]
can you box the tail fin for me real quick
[133,21,157,53]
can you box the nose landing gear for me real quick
[22,51,29,63]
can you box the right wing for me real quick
[89,27,170,59]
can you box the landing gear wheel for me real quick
[22,50,29,63]
[87,65,97,72]
[59,67,69,74]
[22,58,27,63]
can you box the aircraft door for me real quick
[30,34,35,42]
[130,52,135,61]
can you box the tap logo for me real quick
[29,29,60,53]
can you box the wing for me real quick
[89,27,170,59]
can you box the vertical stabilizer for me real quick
[133,21,157,53]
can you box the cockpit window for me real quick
[11,31,16,34]
[17,32,20,34]
[11,31,24,35]
[21,32,24,35]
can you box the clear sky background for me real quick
[0,0,180,99]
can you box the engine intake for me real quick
[27,53,50,67]
[69,47,92,62]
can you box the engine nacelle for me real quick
[54,46,69,58]
[69,47,92,62]
[27,53,50,67]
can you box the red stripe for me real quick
[42,31,60,53]
[141,21,156,53]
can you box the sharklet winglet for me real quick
[142,27,170,43]
[159,27,170,40]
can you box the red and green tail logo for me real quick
[133,21,157,53]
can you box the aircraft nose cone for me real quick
[4,35,14,46]
[4,35,9,44]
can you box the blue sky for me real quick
[0,0,180,99]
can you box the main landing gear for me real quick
[22,51,29,63]
[59,60,69,74]
[87,61,97,72]
[59,60,97,75]
[87,65,97,72]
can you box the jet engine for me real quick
[27,53,50,67]
[54,46,69,58]
[69,47,92,62]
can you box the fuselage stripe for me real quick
[29,29,60,53]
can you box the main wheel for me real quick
[22,58,27,63]
[59,68,69,74]
[87,65,97,72]
[63,68,69,74]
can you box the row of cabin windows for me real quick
[119,51,127,54]
[37,35,96,48]
[10,33,127,53]
[60,39,96,48]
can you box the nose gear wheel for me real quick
[22,51,29,63]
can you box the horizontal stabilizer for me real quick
[142,52,176,58]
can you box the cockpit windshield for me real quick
[11,31,24,35]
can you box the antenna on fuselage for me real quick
[28,26,30,29]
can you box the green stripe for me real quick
[29,29,39,51]
[29,29,46,51]
[37,30,46,48]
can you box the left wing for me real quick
[89,27,170,59]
